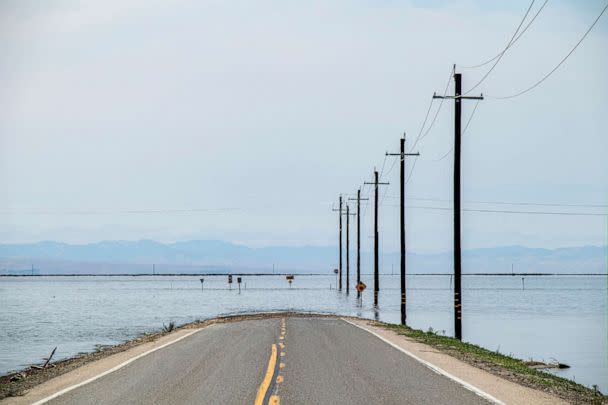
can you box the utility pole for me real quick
[349,189,368,298]
[364,170,389,307]
[332,196,343,291]
[433,66,483,340]
[386,135,419,325]
[346,204,350,295]
[343,205,356,295]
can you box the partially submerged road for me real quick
[32,317,493,405]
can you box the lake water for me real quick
[0,274,606,392]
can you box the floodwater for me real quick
[0,274,606,391]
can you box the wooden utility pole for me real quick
[332,196,343,291]
[433,67,483,340]
[386,135,419,325]
[364,170,389,307]
[344,205,356,295]
[349,189,368,298]
[346,204,349,294]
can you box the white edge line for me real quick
[342,318,506,405]
[31,328,202,405]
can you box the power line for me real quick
[462,0,537,95]
[406,205,607,217]
[402,67,455,184]
[382,196,608,209]
[406,67,482,187]
[432,99,481,162]
[404,156,419,186]
[360,186,373,221]
[379,203,607,216]
[412,98,434,148]
[390,65,456,189]
[0,207,241,215]
[487,0,608,100]
[378,157,395,207]
[460,0,549,69]
[382,154,399,179]
[410,66,454,152]
[379,181,392,207]
[378,154,388,179]
[381,138,419,205]
[462,199,608,209]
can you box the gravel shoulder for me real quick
[353,319,606,405]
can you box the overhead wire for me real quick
[378,155,388,179]
[405,205,607,217]
[404,156,419,186]
[360,183,372,221]
[410,66,454,152]
[410,98,435,149]
[460,0,549,69]
[487,0,608,100]
[382,154,399,179]
[380,196,608,209]
[462,0,537,95]
[375,65,454,204]
[401,66,454,185]
[431,99,481,162]
[0,207,240,215]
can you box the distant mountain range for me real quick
[0,240,605,275]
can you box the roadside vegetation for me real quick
[380,322,607,404]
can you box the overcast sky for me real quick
[0,0,606,252]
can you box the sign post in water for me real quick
[286,275,294,288]
[333,268,338,290]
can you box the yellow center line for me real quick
[254,344,277,405]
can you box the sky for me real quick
[0,0,607,252]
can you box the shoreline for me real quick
[0,312,605,404]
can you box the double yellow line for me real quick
[254,344,278,405]
[255,319,286,405]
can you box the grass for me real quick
[161,321,176,333]
[380,322,607,404]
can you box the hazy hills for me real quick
[0,240,605,275]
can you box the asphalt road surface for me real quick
[47,317,490,405]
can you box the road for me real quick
[45,317,491,405]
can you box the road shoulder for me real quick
[1,328,201,405]
[344,318,568,405]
